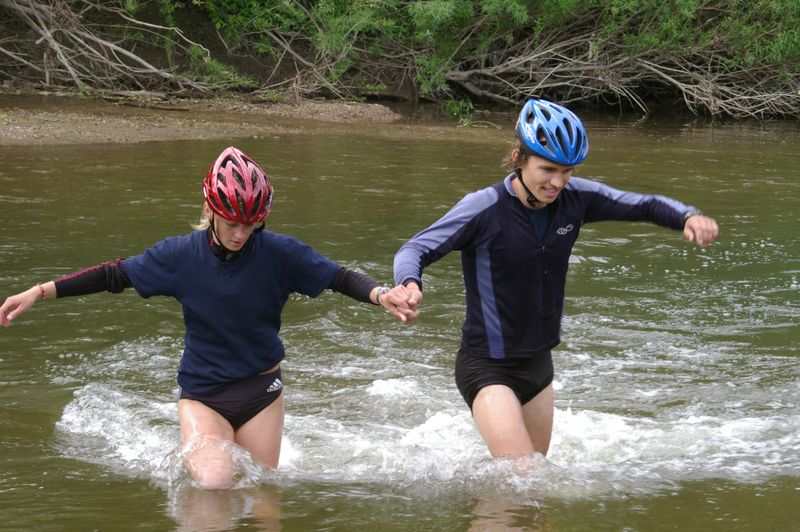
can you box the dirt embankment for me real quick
[0,92,406,146]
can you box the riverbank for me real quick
[0,92,406,146]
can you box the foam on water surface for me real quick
[50,331,799,501]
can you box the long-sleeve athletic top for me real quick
[393,172,698,360]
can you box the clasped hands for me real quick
[377,282,422,324]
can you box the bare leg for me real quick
[471,384,535,457]
[471,383,555,458]
[521,383,554,455]
[234,393,285,470]
[178,399,236,490]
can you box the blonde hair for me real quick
[191,204,211,230]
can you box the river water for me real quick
[0,103,798,531]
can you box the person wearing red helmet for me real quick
[0,146,413,489]
[392,98,719,465]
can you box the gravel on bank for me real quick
[0,93,404,146]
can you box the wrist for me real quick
[403,280,421,291]
[374,286,390,306]
[36,283,46,301]
[682,209,703,226]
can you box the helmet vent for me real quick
[526,110,534,124]
[236,195,247,217]
[536,126,549,147]
[562,118,575,143]
[231,165,246,189]
[217,184,233,213]
[555,128,569,155]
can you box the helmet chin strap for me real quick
[514,170,546,208]
[207,213,265,262]
[208,213,240,262]
[208,214,227,249]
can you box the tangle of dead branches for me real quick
[443,36,800,118]
[0,0,212,95]
[436,10,799,119]
[1,0,798,118]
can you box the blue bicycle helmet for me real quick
[515,98,589,166]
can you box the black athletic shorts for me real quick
[179,369,283,430]
[455,350,554,410]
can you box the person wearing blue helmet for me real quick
[391,98,719,463]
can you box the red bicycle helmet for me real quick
[203,146,273,224]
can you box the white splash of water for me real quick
[55,383,179,481]
[51,331,799,501]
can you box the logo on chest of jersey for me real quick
[556,224,574,235]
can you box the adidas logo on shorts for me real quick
[266,378,283,393]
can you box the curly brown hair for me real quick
[501,139,528,171]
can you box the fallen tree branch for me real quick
[0,0,212,92]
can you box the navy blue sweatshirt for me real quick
[124,230,340,394]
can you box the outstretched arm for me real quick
[683,214,719,247]
[1,260,132,327]
[0,281,54,327]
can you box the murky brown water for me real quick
[1,103,798,530]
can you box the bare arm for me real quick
[0,281,54,327]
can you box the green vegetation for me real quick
[1,0,798,117]
[183,46,258,89]
[188,0,799,116]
